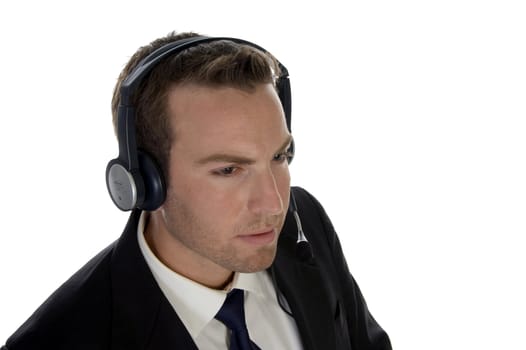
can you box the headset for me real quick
[105,35,312,261]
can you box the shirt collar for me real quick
[136,212,272,339]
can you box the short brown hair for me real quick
[111,31,281,186]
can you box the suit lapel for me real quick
[109,210,198,350]
[270,212,339,350]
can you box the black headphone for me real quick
[106,36,292,212]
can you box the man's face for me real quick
[157,83,291,280]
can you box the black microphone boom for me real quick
[290,192,314,262]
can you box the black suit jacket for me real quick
[2,187,391,349]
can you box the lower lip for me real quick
[238,230,276,245]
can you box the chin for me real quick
[234,247,277,273]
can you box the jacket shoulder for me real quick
[290,186,392,349]
[5,242,116,349]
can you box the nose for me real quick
[247,168,284,217]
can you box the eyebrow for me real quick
[196,134,293,165]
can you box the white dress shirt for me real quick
[137,213,303,349]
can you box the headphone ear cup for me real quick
[137,150,166,211]
[276,75,292,132]
[286,138,295,164]
[106,158,144,211]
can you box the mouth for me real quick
[237,228,276,245]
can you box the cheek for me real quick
[175,176,245,227]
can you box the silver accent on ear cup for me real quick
[107,163,137,211]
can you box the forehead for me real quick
[167,83,288,148]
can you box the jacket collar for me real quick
[109,209,198,349]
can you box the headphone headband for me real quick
[121,36,289,105]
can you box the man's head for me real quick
[111,32,293,287]
[111,32,285,188]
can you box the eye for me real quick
[273,151,293,163]
[213,166,239,176]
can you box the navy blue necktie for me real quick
[215,288,261,350]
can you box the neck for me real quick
[144,212,234,289]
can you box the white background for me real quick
[1,1,525,348]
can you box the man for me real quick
[2,31,391,349]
